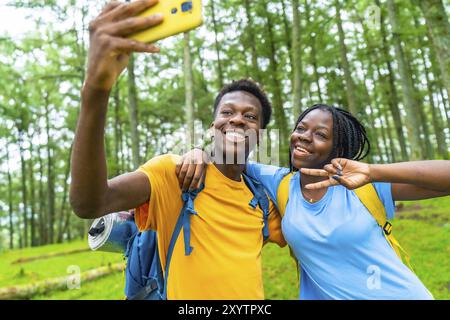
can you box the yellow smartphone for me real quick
[128,0,203,43]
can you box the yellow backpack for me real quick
[276,172,414,286]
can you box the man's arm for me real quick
[69,0,163,219]
[265,202,287,248]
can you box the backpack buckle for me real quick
[383,221,393,235]
[249,197,258,209]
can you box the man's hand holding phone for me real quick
[85,0,164,91]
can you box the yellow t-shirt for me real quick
[135,154,286,300]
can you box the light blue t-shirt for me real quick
[247,162,433,300]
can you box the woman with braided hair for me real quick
[178,103,450,299]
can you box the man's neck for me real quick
[213,163,246,182]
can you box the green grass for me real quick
[393,196,450,300]
[1,197,449,300]
[262,244,298,300]
[32,271,125,300]
[0,240,124,290]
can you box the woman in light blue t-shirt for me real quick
[179,104,450,300]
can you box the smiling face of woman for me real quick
[290,109,335,170]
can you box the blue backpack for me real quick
[123,173,270,300]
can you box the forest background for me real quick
[0,0,448,299]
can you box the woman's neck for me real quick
[299,172,328,189]
[299,172,329,202]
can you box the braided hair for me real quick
[289,104,371,171]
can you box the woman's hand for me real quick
[300,158,371,190]
[176,148,210,192]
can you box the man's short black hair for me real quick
[213,79,272,128]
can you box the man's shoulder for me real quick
[140,154,181,171]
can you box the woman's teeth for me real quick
[295,146,310,154]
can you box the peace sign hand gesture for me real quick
[300,158,372,190]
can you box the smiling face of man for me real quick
[211,90,263,164]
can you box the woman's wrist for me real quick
[368,163,383,183]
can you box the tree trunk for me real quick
[12,248,91,264]
[125,134,133,172]
[113,83,122,176]
[403,43,434,159]
[281,0,293,55]
[184,32,195,144]
[335,0,359,115]
[195,46,210,95]
[44,93,55,244]
[291,0,303,115]
[6,142,14,249]
[359,64,384,162]
[418,49,448,159]
[264,0,289,164]
[144,119,151,159]
[366,104,384,163]
[210,0,224,89]
[355,14,389,163]
[0,263,124,300]
[127,54,141,169]
[37,139,47,246]
[119,114,126,173]
[416,0,450,99]
[377,0,409,160]
[377,108,391,163]
[18,129,28,247]
[27,132,37,247]
[427,29,450,130]
[243,0,261,82]
[382,108,397,163]
[57,149,72,243]
[439,85,450,129]
[305,0,323,102]
[412,15,448,159]
[386,0,422,160]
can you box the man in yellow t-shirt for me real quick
[70,1,285,300]
[135,153,285,299]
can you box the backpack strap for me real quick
[162,182,205,300]
[277,173,294,218]
[353,184,414,271]
[180,183,205,256]
[276,172,300,287]
[129,279,159,300]
[242,173,270,241]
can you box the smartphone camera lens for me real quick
[181,1,193,12]
[171,7,177,14]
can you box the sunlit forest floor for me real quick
[0,197,449,300]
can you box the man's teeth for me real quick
[226,132,245,138]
